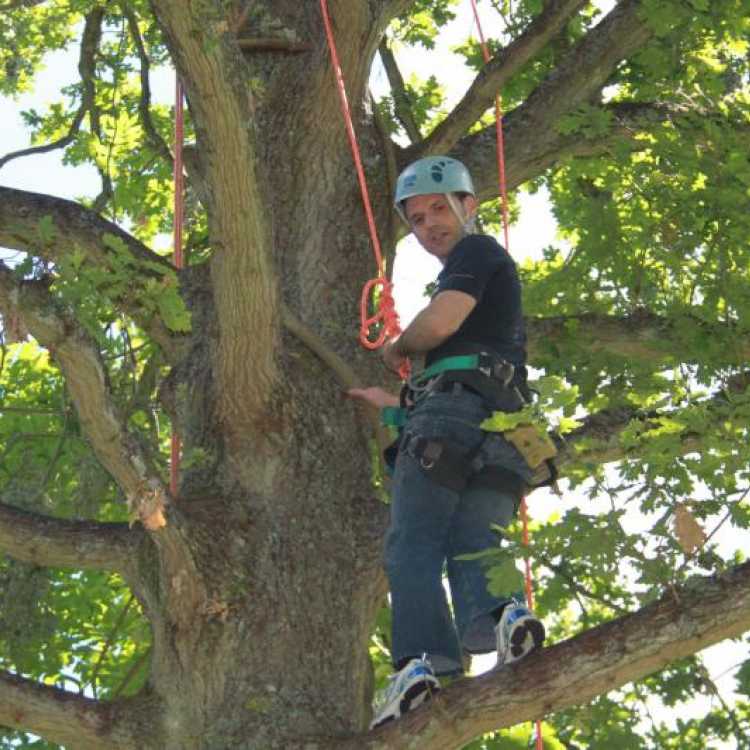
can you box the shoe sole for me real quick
[507,618,546,662]
[371,679,440,730]
[400,679,439,714]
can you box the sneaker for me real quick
[370,656,440,730]
[495,600,545,665]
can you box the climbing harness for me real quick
[381,351,558,492]
[170,77,185,497]
[319,0,408,378]
[400,429,526,497]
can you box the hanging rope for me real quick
[318,0,408,376]
[170,76,185,498]
[468,0,511,250]
[468,3,543,748]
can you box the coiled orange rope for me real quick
[319,0,409,378]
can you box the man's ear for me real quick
[462,195,478,218]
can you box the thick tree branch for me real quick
[455,99,710,198]
[151,1,278,428]
[421,0,654,196]
[336,561,750,749]
[378,40,421,143]
[0,500,143,573]
[0,8,103,170]
[0,266,169,529]
[419,0,588,156]
[0,670,149,750]
[374,0,414,26]
[0,186,183,359]
[506,0,652,128]
[526,311,750,368]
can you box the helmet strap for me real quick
[446,193,477,236]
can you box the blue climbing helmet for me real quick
[394,156,475,223]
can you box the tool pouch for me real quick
[503,424,558,469]
[402,434,476,493]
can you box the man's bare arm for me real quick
[394,290,476,357]
[347,387,400,409]
[379,290,477,373]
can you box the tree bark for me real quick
[420,0,589,155]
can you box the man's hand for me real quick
[381,337,408,374]
[346,387,400,410]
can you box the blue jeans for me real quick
[384,386,525,676]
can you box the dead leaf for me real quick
[142,506,167,531]
[674,502,706,555]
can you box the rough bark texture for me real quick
[0,671,157,750]
[2,1,746,749]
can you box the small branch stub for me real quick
[128,479,168,530]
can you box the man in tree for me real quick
[350,156,546,729]
[4,3,750,747]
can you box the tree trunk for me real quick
[129,5,395,745]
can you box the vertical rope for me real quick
[320,0,385,277]
[468,0,511,252]
[319,0,408,376]
[469,3,543,747]
[170,76,184,498]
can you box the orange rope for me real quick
[170,77,185,498]
[468,0,511,251]
[319,0,408,377]
[469,3,543,747]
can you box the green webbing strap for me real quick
[414,354,482,383]
[381,355,491,427]
[381,406,408,428]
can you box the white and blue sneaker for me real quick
[496,600,545,665]
[370,656,440,729]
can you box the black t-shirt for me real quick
[425,233,527,381]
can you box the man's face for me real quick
[404,193,475,260]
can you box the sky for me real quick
[0,2,747,744]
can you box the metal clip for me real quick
[493,360,515,388]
